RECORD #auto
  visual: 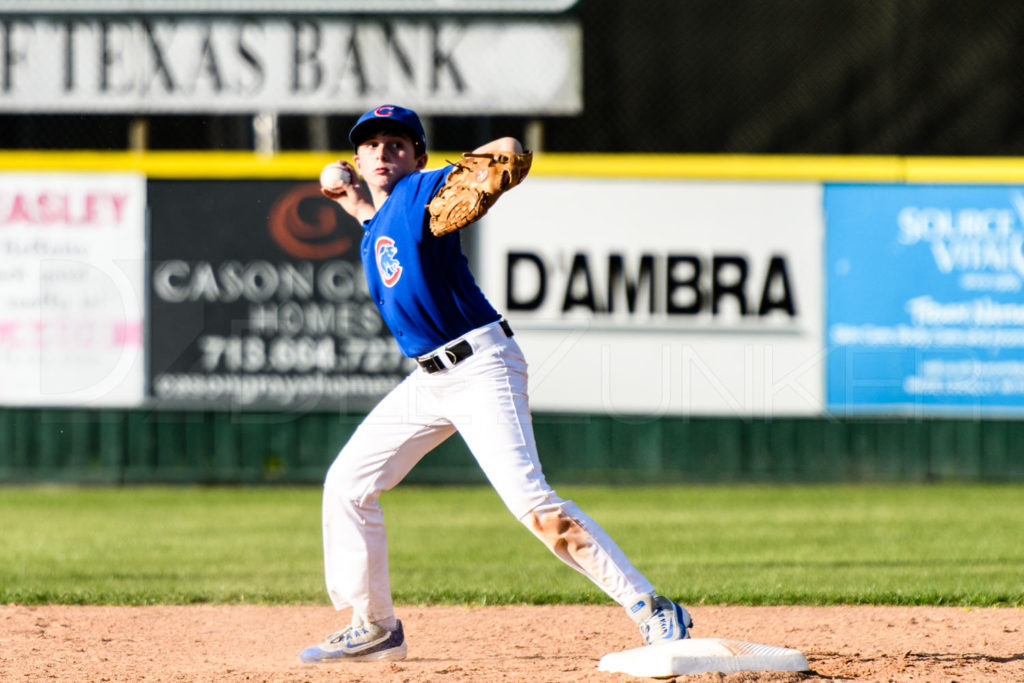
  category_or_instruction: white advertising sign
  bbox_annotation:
[478,178,825,416]
[0,174,146,407]
[0,17,581,115]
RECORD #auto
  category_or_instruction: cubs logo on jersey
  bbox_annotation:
[375,236,403,287]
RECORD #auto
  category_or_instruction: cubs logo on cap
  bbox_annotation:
[349,104,426,151]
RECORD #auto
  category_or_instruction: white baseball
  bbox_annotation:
[320,162,352,192]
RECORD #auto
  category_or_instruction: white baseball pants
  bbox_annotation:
[321,319,655,624]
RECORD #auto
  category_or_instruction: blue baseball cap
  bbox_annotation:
[348,104,426,152]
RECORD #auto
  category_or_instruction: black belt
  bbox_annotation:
[417,320,513,374]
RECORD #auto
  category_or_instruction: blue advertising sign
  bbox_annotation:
[826,184,1024,415]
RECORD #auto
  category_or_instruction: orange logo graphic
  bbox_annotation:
[268,183,354,260]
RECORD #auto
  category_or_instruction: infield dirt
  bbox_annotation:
[1,604,1020,682]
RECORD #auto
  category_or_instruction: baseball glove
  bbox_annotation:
[427,151,533,237]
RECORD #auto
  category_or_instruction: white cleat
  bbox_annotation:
[300,619,407,663]
[628,593,693,645]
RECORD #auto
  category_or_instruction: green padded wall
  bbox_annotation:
[2,408,1022,485]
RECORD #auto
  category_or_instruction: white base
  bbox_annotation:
[598,638,809,678]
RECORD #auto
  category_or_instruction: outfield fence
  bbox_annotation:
[2,408,1023,485]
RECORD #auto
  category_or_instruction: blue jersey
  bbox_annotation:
[360,166,501,357]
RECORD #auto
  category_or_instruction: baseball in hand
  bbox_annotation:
[320,162,352,192]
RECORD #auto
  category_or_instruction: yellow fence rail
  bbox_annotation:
[4,150,1024,182]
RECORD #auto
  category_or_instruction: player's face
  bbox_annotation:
[354,132,427,196]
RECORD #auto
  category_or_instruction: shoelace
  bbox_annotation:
[347,626,370,644]
[328,625,369,645]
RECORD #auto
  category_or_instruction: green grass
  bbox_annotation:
[1,484,1022,607]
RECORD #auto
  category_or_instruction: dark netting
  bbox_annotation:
[2,0,1023,155]
[541,0,1024,155]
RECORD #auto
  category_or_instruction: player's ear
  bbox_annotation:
[415,153,428,170]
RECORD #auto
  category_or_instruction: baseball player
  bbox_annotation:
[300,104,692,663]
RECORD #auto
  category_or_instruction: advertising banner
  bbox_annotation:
[477,178,824,416]
[826,184,1024,415]
[147,180,411,411]
[0,173,146,406]
[0,17,581,115]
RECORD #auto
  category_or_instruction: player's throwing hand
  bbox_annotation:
[319,159,374,223]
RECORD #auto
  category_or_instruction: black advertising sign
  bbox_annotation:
[147,179,412,411]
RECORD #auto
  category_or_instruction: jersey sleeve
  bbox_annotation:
[419,166,453,200]
[408,166,454,241]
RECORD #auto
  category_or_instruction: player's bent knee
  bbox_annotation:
[323,459,377,508]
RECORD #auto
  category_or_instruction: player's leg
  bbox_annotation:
[440,338,692,643]
[439,339,650,602]
[302,371,455,663]
[523,496,692,643]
